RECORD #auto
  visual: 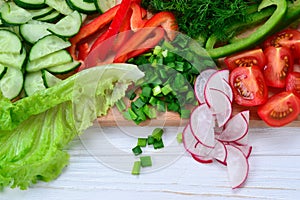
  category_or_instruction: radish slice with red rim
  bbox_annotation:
[217,111,249,142]
[191,153,213,164]
[211,140,227,164]
[182,124,213,156]
[232,144,253,159]
[190,104,215,148]
[205,88,232,116]
[226,144,249,189]
[194,68,217,104]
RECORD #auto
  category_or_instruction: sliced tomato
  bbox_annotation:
[258,91,300,127]
[286,71,300,98]
[263,29,300,60]
[263,46,294,88]
[224,48,266,71]
[229,65,268,106]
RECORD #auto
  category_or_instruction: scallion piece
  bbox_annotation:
[115,99,126,112]
[177,132,183,143]
[147,135,155,145]
[132,145,143,156]
[137,138,147,147]
[180,109,191,119]
[153,139,164,149]
[152,85,161,96]
[161,84,172,95]
[152,128,164,141]
[140,156,152,167]
[131,161,141,175]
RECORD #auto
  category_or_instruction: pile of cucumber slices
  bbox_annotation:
[0,0,115,100]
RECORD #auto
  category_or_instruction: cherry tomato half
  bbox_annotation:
[229,65,268,107]
[263,29,300,60]
[224,48,266,71]
[286,71,300,98]
[258,91,300,127]
[263,46,294,88]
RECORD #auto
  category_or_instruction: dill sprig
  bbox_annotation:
[142,0,262,41]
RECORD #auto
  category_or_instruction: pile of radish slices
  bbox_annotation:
[183,69,252,189]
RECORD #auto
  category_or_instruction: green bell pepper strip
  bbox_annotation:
[206,0,287,59]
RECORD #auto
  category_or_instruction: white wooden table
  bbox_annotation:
[1,125,300,200]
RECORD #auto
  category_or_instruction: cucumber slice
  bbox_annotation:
[47,10,82,38]
[29,34,71,61]
[94,0,116,13]
[14,0,46,9]
[0,64,7,79]
[20,21,53,44]
[66,0,97,14]
[24,71,46,96]
[0,48,27,70]
[45,0,74,15]
[42,69,62,87]
[0,2,32,25]
[35,10,62,23]
[26,50,73,72]
[28,7,54,19]
[0,67,24,100]
[0,29,22,54]
[47,60,81,74]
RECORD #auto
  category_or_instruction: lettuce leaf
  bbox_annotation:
[0,64,144,189]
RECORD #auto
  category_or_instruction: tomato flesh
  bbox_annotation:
[263,46,294,88]
[258,91,300,127]
[286,71,300,98]
[229,65,268,106]
[263,29,300,60]
[224,48,266,71]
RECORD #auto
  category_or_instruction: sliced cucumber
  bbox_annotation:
[14,0,46,10]
[29,34,71,61]
[45,0,74,15]
[0,2,32,25]
[47,60,81,74]
[0,29,22,54]
[94,0,116,13]
[47,10,82,38]
[28,7,54,19]
[0,67,24,100]
[42,69,62,87]
[66,0,97,14]
[26,50,73,72]
[35,10,62,23]
[24,71,46,96]
[0,48,27,70]
[0,64,7,79]
[20,21,53,44]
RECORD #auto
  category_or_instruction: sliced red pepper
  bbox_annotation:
[114,27,165,63]
[77,42,89,61]
[68,4,120,59]
[130,2,147,32]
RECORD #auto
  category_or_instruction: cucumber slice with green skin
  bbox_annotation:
[24,71,46,96]
[14,0,47,10]
[0,2,32,25]
[66,0,97,14]
[0,67,24,100]
[47,10,82,38]
[94,0,116,13]
[0,29,22,54]
[28,7,54,19]
[26,50,73,72]
[45,0,74,15]
[42,69,62,87]
[35,10,62,23]
[20,22,53,44]
[29,34,71,61]
[47,60,81,74]
[0,48,27,70]
[0,64,7,79]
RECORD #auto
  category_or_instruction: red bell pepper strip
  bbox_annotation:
[130,2,147,32]
[68,4,120,59]
[77,42,89,61]
[114,27,165,63]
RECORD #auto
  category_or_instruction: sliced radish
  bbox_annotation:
[204,69,233,102]
[211,140,227,164]
[226,144,249,189]
[217,111,249,142]
[190,104,215,148]
[182,124,213,156]
[191,153,213,164]
[194,68,217,104]
[232,144,252,159]
[205,88,232,115]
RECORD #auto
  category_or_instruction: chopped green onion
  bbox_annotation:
[132,145,143,156]
[156,100,166,112]
[122,110,132,120]
[134,97,146,109]
[137,138,147,147]
[177,132,183,143]
[115,99,126,112]
[153,139,164,149]
[161,84,172,95]
[131,161,141,175]
[140,156,152,167]
[149,96,158,106]
[180,109,191,119]
[147,135,155,145]
[152,85,161,96]
[152,128,164,141]
[128,108,138,121]
[142,86,152,98]
[143,105,157,119]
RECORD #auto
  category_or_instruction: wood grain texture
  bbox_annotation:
[2,126,299,200]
